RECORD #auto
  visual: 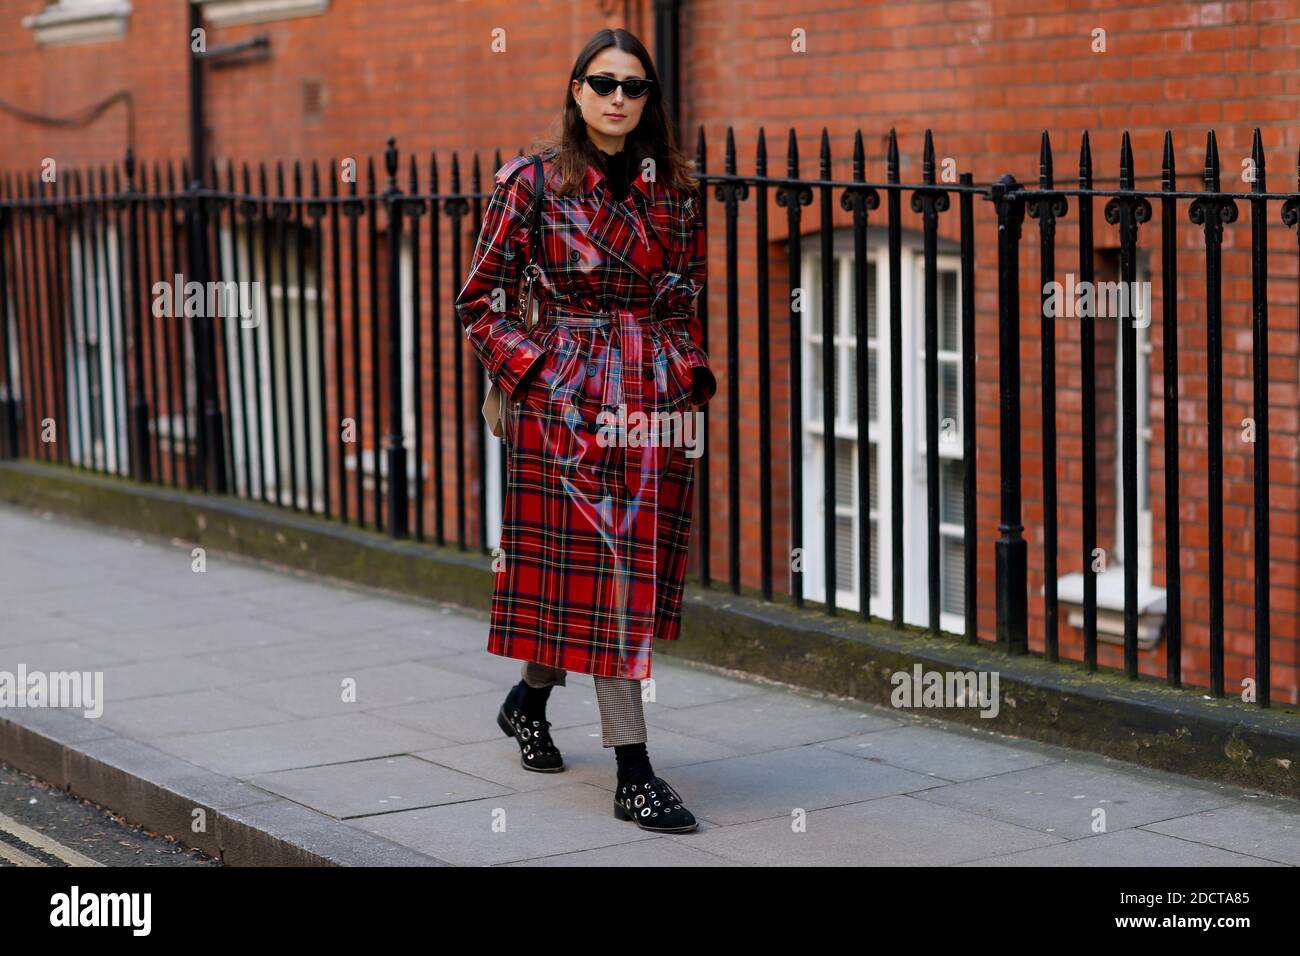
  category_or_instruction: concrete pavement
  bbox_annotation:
[1,502,1297,866]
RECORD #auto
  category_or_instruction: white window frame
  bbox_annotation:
[800,249,873,615]
[1,274,17,407]
[64,219,131,472]
[1114,261,1153,584]
[799,232,966,635]
[395,236,435,528]
[218,221,325,511]
[1056,259,1166,645]
[909,255,966,634]
[348,236,422,522]
[328,239,494,541]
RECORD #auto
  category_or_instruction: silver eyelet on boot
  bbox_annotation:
[498,691,564,773]
[614,775,697,833]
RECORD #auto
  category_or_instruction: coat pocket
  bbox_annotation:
[520,333,582,411]
[656,331,697,410]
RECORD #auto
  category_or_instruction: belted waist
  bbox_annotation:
[538,301,664,328]
[533,300,666,497]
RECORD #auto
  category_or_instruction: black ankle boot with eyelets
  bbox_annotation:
[496,681,564,772]
[614,773,697,832]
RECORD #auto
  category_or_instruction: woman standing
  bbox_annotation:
[455,28,716,834]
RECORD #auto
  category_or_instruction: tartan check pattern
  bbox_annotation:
[455,147,715,681]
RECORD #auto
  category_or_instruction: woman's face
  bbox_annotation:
[571,47,649,153]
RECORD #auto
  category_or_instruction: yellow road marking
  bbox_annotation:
[0,840,43,867]
[0,812,103,867]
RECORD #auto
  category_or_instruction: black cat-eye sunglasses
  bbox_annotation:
[578,74,655,98]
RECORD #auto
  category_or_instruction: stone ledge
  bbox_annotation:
[22,0,131,47]
[193,0,328,28]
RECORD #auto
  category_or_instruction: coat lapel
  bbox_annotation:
[580,158,689,287]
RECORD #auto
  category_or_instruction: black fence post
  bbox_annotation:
[1104,132,1152,681]
[1158,134,1181,688]
[817,129,837,613]
[125,149,152,483]
[989,173,1028,654]
[911,129,951,637]
[727,128,748,598]
[776,129,810,605]
[845,132,879,621]
[958,171,977,644]
[887,130,904,628]
[185,174,227,494]
[383,138,408,539]
[1249,128,1271,709]
[1189,131,1235,698]
[0,202,13,460]
[1027,132,1067,663]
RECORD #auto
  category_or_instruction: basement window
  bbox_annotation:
[1053,253,1166,649]
[800,225,968,634]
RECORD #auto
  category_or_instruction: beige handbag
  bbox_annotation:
[482,154,545,439]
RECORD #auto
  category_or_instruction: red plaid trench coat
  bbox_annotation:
[455,146,716,681]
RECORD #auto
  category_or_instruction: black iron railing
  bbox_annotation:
[0,127,1294,707]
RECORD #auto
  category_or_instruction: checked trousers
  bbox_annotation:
[521,661,647,747]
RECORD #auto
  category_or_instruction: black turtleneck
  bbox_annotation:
[596,147,632,201]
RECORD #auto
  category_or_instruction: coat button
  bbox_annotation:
[569,250,581,263]
[587,364,598,376]
[642,368,653,381]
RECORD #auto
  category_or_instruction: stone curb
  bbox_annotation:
[0,706,448,866]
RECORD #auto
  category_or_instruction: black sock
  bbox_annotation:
[513,679,552,722]
[614,742,653,785]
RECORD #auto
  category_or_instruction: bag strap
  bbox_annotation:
[525,153,544,264]
[512,154,546,329]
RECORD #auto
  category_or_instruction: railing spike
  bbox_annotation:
[1079,129,1092,188]
[1039,130,1052,188]
[1251,127,1265,191]
[1119,130,1133,191]
[1162,130,1174,191]
[1205,129,1221,191]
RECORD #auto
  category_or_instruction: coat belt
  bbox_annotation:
[537,302,661,496]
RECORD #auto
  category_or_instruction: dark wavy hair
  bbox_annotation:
[526,28,699,197]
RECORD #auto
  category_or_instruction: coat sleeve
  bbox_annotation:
[455,155,547,400]
[662,188,717,405]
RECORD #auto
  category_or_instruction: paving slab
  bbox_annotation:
[954,828,1286,867]
[680,794,1066,866]
[2,502,1298,866]
[247,754,513,818]
[909,758,1244,839]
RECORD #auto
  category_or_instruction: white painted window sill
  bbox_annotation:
[1053,568,1166,650]
[23,1,132,47]
[193,0,329,28]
